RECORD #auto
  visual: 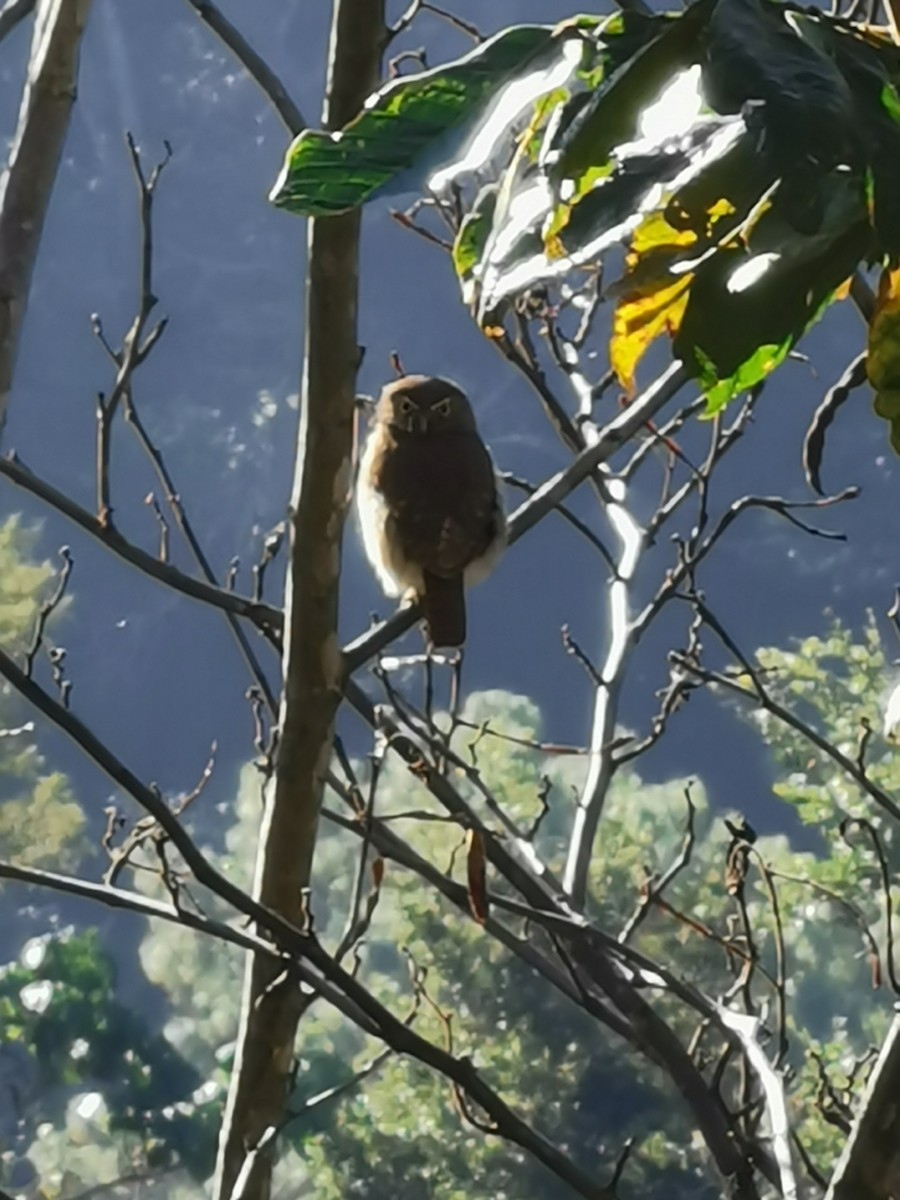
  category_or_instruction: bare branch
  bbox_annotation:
[0,451,283,639]
[672,616,900,827]
[214,2,386,1194]
[499,469,615,570]
[0,0,92,435]
[182,0,306,135]
[389,0,483,43]
[824,1013,900,1200]
[841,818,900,995]
[23,543,71,675]
[619,785,696,943]
[0,0,34,44]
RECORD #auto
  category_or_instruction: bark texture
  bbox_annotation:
[212,4,385,1197]
[826,1013,900,1200]
[0,0,92,435]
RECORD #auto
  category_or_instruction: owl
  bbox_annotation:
[357,375,505,648]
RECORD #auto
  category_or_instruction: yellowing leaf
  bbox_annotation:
[610,212,696,392]
[832,275,853,302]
[867,265,900,392]
[611,275,691,394]
[874,387,900,455]
[629,210,697,261]
[466,829,488,925]
[867,266,900,455]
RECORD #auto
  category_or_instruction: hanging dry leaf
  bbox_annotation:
[466,829,489,925]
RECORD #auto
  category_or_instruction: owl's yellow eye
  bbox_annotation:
[397,396,414,415]
[431,397,452,417]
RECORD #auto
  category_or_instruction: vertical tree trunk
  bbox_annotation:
[0,0,92,436]
[212,4,385,1198]
[825,1013,900,1200]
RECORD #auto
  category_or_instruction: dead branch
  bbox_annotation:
[182,0,306,136]
[213,3,386,1196]
[0,451,283,639]
[0,0,92,435]
[0,0,34,43]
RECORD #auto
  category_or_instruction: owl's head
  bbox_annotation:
[377,375,476,435]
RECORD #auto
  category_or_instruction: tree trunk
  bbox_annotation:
[825,1012,900,1200]
[212,3,385,1198]
[0,0,92,436]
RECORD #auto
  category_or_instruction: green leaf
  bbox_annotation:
[868,266,900,453]
[882,81,900,124]
[808,21,900,257]
[548,112,745,258]
[551,3,714,185]
[701,0,859,235]
[675,178,870,411]
[452,184,497,291]
[270,25,559,216]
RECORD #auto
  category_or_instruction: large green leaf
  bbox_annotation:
[674,176,871,411]
[802,19,900,257]
[549,113,746,256]
[270,25,565,216]
[701,0,859,235]
[550,1,715,185]
[474,111,748,315]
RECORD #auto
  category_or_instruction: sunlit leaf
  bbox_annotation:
[452,185,497,308]
[551,2,714,185]
[477,112,745,315]
[868,265,900,391]
[610,212,697,392]
[548,113,744,257]
[270,25,566,216]
[675,174,870,411]
[611,276,691,395]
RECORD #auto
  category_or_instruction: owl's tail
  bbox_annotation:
[421,571,466,648]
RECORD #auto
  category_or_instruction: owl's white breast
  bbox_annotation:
[356,427,424,598]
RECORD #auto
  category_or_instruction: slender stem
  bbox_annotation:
[0,452,282,639]
[182,0,306,136]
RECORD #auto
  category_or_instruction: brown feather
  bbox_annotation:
[357,376,504,646]
[375,430,496,577]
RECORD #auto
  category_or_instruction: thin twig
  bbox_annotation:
[23,544,72,675]
[619,785,696,943]
[841,818,900,995]
[124,390,280,714]
[93,136,171,527]
[182,0,306,135]
[0,452,282,639]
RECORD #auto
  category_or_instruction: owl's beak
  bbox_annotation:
[414,413,429,434]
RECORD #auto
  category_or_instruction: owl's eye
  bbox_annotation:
[397,396,415,415]
[431,397,452,418]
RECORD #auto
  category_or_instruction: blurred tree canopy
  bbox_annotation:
[4,0,900,1197]
[7,625,890,1198]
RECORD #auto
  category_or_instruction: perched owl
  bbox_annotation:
[357,375,505,648]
